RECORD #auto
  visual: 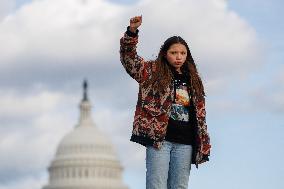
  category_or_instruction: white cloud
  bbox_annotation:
[0,90,62,118]
[0,0,126,67]
[0,0,260,80]
[0,92,75,183]
[0,0,15,20]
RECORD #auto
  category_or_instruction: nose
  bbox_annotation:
[176,53,182,60]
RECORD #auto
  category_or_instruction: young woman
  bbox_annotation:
[120,15,211,189]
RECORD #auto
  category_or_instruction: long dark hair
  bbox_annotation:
[144,36,205,99]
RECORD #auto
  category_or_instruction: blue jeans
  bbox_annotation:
[146,141,192,189]
[146,141,193,189]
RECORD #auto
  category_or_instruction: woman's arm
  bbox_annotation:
[196,98,211,163]
[120,16,152,83]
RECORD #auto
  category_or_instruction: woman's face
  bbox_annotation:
[165,43,187,73]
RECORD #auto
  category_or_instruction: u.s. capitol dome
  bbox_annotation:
[43,81,128,189]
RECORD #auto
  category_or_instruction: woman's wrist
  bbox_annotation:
[126,26,139,37]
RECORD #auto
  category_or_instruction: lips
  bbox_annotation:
[175,61,183,65]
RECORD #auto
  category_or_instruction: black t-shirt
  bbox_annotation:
[165,71,195,145]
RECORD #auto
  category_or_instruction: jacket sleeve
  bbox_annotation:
[196,97,211,163]
[120,29,153,83]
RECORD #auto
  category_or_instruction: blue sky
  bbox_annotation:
[0,0,283,189]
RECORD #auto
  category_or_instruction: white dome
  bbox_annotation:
[43,82,128,189]
[56,125,118,161]
[58,126,107,147]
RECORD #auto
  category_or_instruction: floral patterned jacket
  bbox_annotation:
[120,31,211,167]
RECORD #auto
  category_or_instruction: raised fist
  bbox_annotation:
[129,15,142,33]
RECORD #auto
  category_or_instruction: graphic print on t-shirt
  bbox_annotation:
[169,81,190,122]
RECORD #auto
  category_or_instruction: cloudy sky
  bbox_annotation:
[0,0,283,189]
